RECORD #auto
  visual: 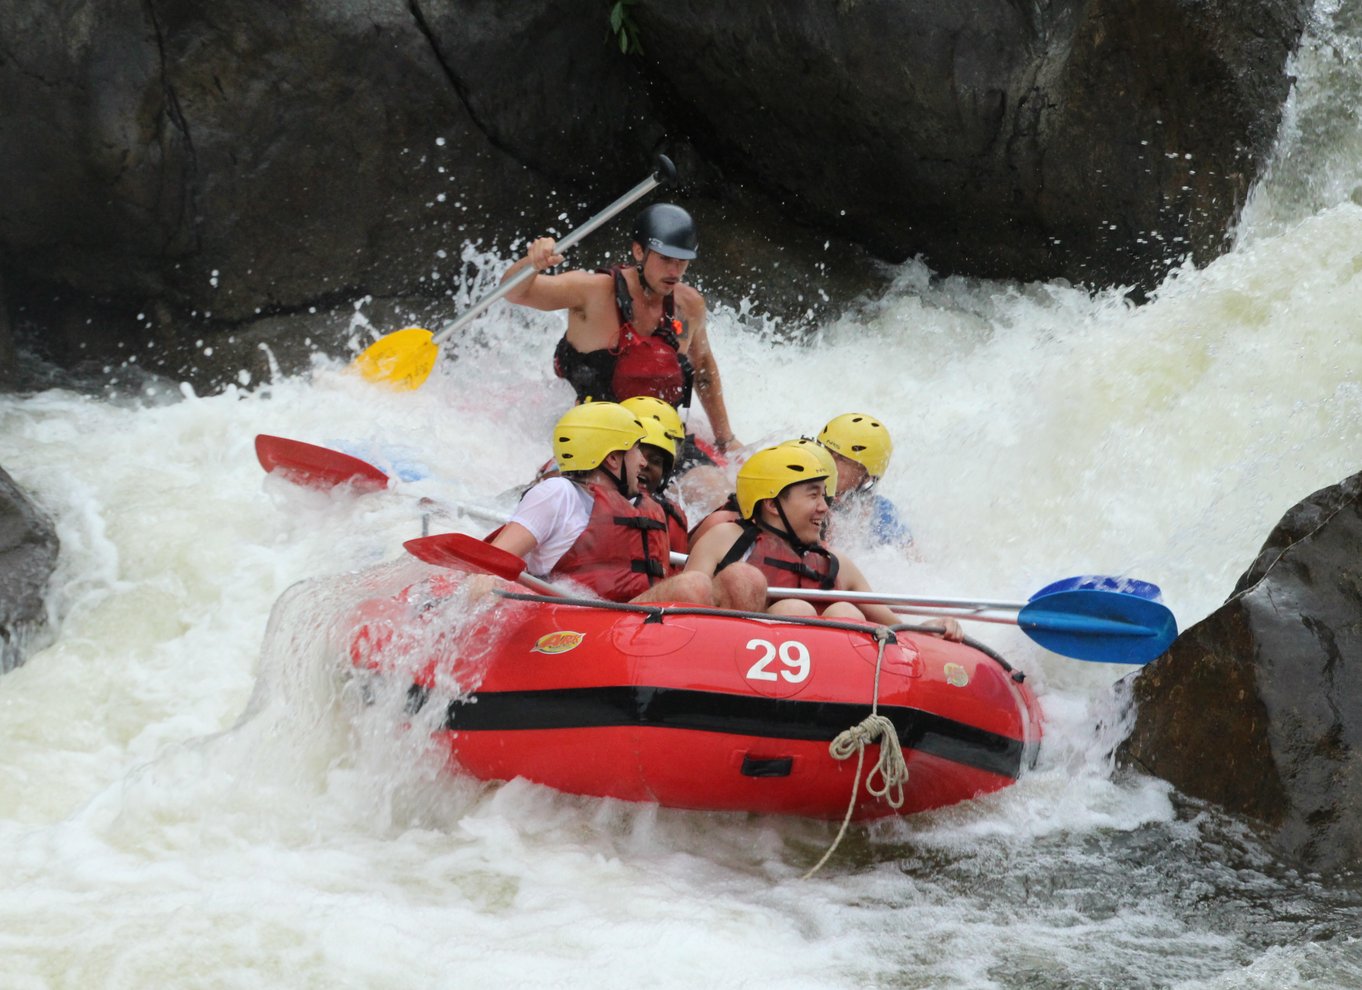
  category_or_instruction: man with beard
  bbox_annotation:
[501,203,740,474]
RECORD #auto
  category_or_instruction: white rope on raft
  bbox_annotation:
[801,625,909,880]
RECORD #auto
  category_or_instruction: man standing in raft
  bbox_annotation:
[500,203,741,466]
[490,402,763,609]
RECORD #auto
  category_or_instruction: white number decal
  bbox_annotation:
[745,638,812,683]
[745,638,778,680]
[778,640,810,683]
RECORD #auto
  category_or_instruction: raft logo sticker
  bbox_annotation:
[532,631,585,655]
[943,662,970,688]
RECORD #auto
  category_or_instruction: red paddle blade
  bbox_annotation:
[255,435,390,493]
[403,533,527,581]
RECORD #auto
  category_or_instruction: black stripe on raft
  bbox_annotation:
[443,687,1025,780]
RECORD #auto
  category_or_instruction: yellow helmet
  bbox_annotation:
[818,413,892,479]
[552,402,647,472]
[620,395,685,444]
[636,415,678,464]
[779,439,838,498]
[736,445,833,520]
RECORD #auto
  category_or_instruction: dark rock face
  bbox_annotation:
[0,0,1306,378]
[1121,472,1362,871]
[637,0,1305,288]
[1,0,560,345]
[0,466,59,672]
[0,271,13,387]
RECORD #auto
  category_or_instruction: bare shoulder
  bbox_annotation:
[673,283,707,320]
[684,520,743,572]
[561,270,626,342]
[520,266,615,316]
[564,268,617,298]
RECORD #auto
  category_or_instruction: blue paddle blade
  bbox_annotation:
[1018,589,1178,664]
[1030,575,1163,602]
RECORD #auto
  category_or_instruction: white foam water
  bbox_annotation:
[4,5,1362,986]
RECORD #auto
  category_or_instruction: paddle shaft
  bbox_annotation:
[763,587,1031,612]
[432,155,676,347]
[764,585,1171,645]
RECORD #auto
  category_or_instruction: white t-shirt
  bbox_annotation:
[506,477,594,576]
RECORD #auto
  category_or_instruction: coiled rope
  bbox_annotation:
[802,625,908,879]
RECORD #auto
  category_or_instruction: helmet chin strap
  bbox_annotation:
[607,455,632,498]
[758,498,820,555]
[636,250,657,296]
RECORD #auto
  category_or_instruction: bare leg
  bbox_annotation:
[713,562,766,612]
[821,602,868,621]
[768,599,818,617]
[768,599,868,621]
[632,570,716,606]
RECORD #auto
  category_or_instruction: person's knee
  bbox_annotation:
[715,564,766,611]
[635,570,714,607]
[822,602,867,621]
[769,598,818,617]
[677,571,717,606]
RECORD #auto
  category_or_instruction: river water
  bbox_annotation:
[4,7,1362,989]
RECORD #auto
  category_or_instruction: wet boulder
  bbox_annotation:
[1120,471,1362,871]
[635,0,1307,290]
[0,466,59,672]
[0,0,561,350]
[0,0,1308,377]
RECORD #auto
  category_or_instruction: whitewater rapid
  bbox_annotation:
[3,5,1362,987]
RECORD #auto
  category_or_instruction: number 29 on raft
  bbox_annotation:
[745,637,812,684]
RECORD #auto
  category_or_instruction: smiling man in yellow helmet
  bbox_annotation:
[684,444,959,635]
[687,437,833,545]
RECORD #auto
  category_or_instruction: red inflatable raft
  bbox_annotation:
[350,575,1043,820]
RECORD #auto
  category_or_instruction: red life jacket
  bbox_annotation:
[656,493,690,555]
[716,522,840,603]
[552,266,694,405]
[552,482,671,602]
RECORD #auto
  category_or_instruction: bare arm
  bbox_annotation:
[500,237,599,313]
[688,506,739,545]
[678,290,738,451]
[683,522,743,577]
[489,521,540,559]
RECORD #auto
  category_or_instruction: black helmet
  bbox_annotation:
[632,204,698,260]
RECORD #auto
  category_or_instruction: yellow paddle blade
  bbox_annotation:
[352,326,439,390]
